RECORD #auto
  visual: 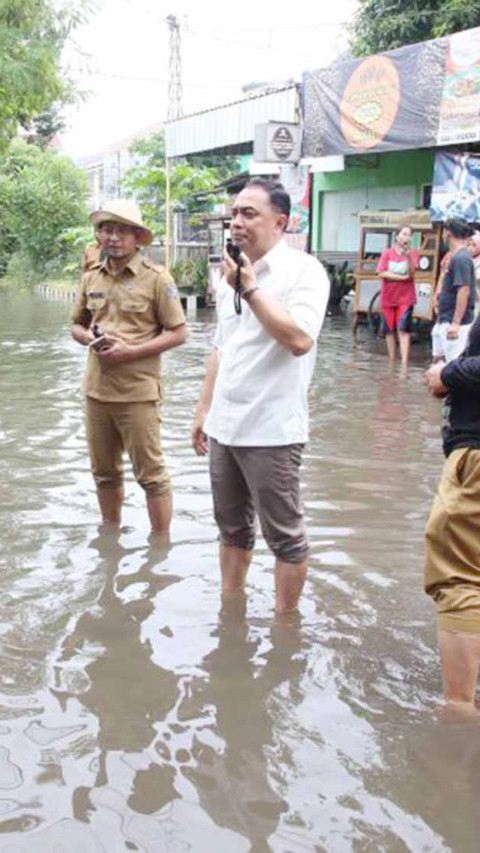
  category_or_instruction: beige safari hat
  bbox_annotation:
[90,199,153,246]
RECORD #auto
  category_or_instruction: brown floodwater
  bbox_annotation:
[0,289,477,852]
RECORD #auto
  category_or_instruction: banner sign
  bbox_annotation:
[437,29,480,145]
[279,164,310,251]
[430,151,480,221]
[303,27,480,156]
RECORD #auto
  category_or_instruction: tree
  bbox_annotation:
[122,131,240,239]
[0,0,89,152]
[350,0,480,56]
[22,103,69,148]
[0,141,88,280]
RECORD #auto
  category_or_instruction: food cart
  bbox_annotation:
[352,210,442,334]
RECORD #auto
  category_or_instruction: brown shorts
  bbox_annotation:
[425,447,480,633]
[209,438,308,563]
[86,397,171,497]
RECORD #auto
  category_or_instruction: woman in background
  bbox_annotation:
[376,225,418,370]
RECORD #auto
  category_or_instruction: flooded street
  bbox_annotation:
[0,289,478,852]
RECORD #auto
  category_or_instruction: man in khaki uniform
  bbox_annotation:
[72,199,186,533]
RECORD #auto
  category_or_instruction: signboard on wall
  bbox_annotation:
[303,27,480,156]
[254,122,301,163]
[430,151,480,221]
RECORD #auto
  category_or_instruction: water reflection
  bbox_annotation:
[179,597,304,850]
[1,293,480,849]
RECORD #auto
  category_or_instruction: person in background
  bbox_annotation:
[82,228,105,272]
[424,311,480,717]
[376,225,418,370]
[467,227,480,315]
[431,218,476,363]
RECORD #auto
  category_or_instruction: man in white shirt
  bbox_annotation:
[191,179,330,614]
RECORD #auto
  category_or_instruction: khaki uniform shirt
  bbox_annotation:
[72,251,185,402]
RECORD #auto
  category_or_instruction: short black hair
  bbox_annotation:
[246,178,291,219]
[444,217,474,239]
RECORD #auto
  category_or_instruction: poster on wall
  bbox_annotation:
[279,164,310,251]
[430,151,480,221]
[437,29,480,145]
[303,27,480,157]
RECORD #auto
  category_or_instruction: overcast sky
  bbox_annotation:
[61,0,357,159]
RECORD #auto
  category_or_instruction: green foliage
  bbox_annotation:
[0,141,89,281]
[24,102,69,148]
[170,257,209,295]
[0,0,90,151]
[0,172,15,275]
[350,0,480,55]
[326,262,354,312]
[122,130,239,239]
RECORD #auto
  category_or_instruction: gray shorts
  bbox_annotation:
[209,438,308,563]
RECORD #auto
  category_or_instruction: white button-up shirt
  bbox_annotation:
[204,239,330,446]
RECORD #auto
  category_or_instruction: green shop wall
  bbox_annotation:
[311,150,434,253]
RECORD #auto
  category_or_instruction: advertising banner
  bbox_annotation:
[279,164,310,251]
[437,29,480,145]
[303,27,480,157]
[430,151,480,221]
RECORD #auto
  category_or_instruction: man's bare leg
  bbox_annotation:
[146,491,172,533]
[275,559,307,614]
[386,332,396,362]
[439,629,480,713]
[97,485,124,525]
[220,544,252,590]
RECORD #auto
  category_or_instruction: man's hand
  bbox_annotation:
[191,411,208,456]
[222,248,256,292]
[96,335,134,364]
[425,361,449,397]
[447,322,460,340]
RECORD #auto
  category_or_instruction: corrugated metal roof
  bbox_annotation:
[165,86,299,158]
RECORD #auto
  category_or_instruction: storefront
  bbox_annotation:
[302,26,480,264]
[310,150,434,260]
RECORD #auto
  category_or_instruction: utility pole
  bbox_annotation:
[165,14,183,269]
[166,14,183,121]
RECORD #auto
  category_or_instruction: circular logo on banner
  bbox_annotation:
[340,56,401,150]
[270,126,295,161]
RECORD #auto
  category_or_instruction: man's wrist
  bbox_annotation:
[240,285,260,303]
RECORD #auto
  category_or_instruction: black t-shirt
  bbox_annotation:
[441,313,480,455]
[437,247,476,324]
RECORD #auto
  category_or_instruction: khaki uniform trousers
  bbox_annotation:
[425,447,480,633]
[86,397,171,497]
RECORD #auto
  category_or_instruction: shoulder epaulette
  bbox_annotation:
[141,257,167,274]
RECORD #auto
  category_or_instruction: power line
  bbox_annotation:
[88,70,240,91]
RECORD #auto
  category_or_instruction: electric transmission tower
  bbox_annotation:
[166,14,183,121]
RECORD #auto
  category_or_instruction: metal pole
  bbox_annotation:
[165,155,171,270]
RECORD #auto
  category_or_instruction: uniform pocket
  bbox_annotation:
[119,299,150,314]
